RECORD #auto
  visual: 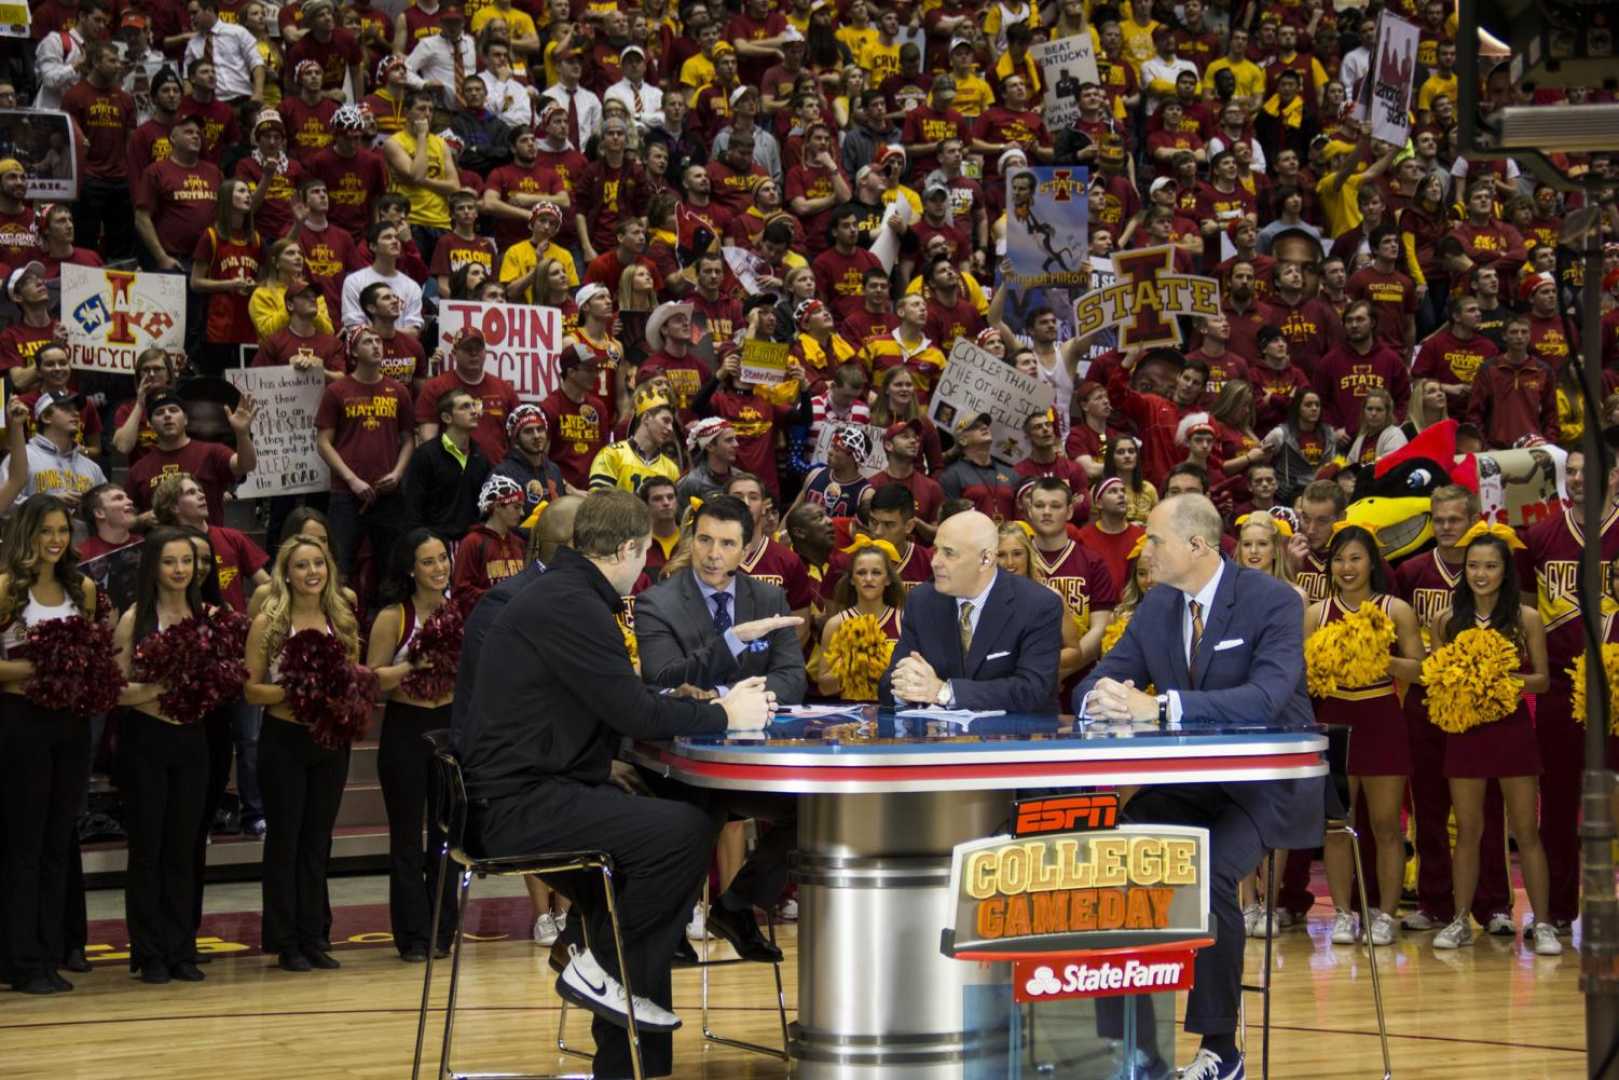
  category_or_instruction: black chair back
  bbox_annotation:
[424,729,471,864]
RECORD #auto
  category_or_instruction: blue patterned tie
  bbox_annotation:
[712,592,732,634]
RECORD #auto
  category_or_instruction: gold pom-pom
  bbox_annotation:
[1570,644,1619,734]
[824,613,895,702]
[617,616,639,670]
[1421,627,1523,734]
[1306,602,1396,697]
[1100,612,1130,656]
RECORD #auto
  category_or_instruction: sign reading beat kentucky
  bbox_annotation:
[942,793,1209,965]
[1071,245,1222,350]
[437,301,565,404]
[62,265,186,376]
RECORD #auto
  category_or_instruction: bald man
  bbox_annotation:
[879,509,1064,712]
[1073,494,1323,1080]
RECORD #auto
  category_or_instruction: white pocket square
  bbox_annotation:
[986,650,1011,660]
[1213,638,1245,651]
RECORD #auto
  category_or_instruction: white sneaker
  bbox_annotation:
[1246,906,1278,939]
[532,912,561,946]
[1242,902,1261,936]
[1330,910,1359,945]
[1433,916,1474,950]
[776,897,798,921]
[555,946,682,1033]
[685,902,706,941]
[1400,910,1439,931]
[1486,912,1517,936]
[1369,910,1397,946]
[1177,1046,1244,1079]
[1533,922,1565,956]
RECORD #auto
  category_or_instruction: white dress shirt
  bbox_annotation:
[541,82,603,145]
[478,70,535,129]
[604,78,665,133]
[183,22,265,101]
[405,32,479,110]
[1167,558,1226,724]
[937,571,998,706]
[33,29,86,110]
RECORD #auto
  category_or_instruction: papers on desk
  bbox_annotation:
[895,708,1007,724]
[774,705,871,723]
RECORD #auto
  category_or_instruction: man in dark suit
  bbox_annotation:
[635,494,807,703]
[880,509,1064,712]
[1074,493,1323,1080]
[632,493,805,962]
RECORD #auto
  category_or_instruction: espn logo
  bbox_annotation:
[1013,794,1120,836]
[1015,955,1195,1002]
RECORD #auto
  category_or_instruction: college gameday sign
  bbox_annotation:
[941,793,1210,964]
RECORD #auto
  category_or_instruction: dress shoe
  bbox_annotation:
[302,947,341,970]
[277,950,313,973]
[705,902,782,963]
[192,952,213,965]
[673,937,699,966]
[139,964,170,985]
[13,975,56,994]
[47,972,73,992]
[62,949,91,973]
[170,961,206,982]
[433,944,451,960]
[549,937,570,975]
[401,945,429,963]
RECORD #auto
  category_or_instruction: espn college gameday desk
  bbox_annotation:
[634,711,1328,1079]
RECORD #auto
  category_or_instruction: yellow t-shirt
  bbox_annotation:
[905,271,989,314]
[1417,72,1458,113]
[386,130,453,230]
[992,51,1042,96]
[1315,167,1371,239]
[1204,56,1266,102]
[470,4,536,39]
[858,37,901,83]
[952,72,995,119]
[881,184,924,220]
[836,25,879,61]
[679,51,716,89]
[1118,17,1159,74]
[499,240,541,302]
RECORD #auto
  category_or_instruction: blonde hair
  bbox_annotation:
[1237,514,1294,582]
[617,262,658,312]
[1406,377,1447,433]
[996,523,1044,583]
[261,534,360,662]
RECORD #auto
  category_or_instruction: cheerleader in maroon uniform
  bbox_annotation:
[1426,529,1560,955]
[815,541,904,700]
[1305,525,1425,948]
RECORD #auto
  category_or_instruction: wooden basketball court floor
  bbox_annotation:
[0,875,1587,1079]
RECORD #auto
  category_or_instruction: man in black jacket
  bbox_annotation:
[404,387,491,543]
[463,490,772,1079]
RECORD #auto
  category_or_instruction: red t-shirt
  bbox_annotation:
[0,207,37,268]
[428,233,498,281]
[485,160,567,248]
[315,374,413,489]
[451,523,527,595]
[256,327,346,372]
[414,369,520,462]
[278,95,339,162]
[288,220,362,314]
[192,227,263,346]
[233,156,305,241]
[1076,522,1145,598]
[0,319,63,372]
[285,29,362,94]
[127,440,238,525]
[540,388,612,488]
[62,82,137,181]
[126,120,174,190]
[375,330,428,385]
[208,524,269,613]
[111,401,160,468]
[306,146,389,240]
[178,96,240,164]
[135,158,223,259]
[813,247,884,318]
[1347,265,1418,351]
[77,534,140,562]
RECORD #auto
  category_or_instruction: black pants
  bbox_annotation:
[1098,783,1266,1044]
[472,778,717,1079]
[258,715,349,954]
[190,706,236,936]
[72,178,134,261]
[378,700,456,955]
[121,710,209,971]
[327,490,412,583]
[0,698,91,984]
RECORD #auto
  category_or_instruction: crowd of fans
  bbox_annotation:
[0,0,1612,1008]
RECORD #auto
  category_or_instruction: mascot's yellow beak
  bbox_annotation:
[1345,496,1433,561]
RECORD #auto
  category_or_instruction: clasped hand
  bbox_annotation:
[890,654,944,704]
[1085,678,1158,723]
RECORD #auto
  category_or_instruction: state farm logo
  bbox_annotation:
[1014,951,1197,1002]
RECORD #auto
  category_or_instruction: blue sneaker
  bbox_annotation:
[1178,1048,1244,1079]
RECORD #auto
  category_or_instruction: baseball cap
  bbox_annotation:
[575,282,610,308]
[621,44,646,60]
[5,260,42,300]
[452,328,486,352]
[932,74,956,95]
[949,36,973,52]
[558,341,598,374]
[33,390,84,420]
[145,390,186,416]
[1149,176,1178,196]
[883,418,923,440]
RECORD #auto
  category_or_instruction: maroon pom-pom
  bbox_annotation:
[132,615,251,724]
[20,615,124,718]
[400,592,475,700]
[278,628,378,748]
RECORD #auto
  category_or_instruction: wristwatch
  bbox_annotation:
[1156,693,1169,724]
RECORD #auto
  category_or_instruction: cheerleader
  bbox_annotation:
[815,541,904,700]
[1427,528,1560,955]
[995,522,1085,682]
[0,495,102,995]
[1305,524,1425,948]
[365,528,456,962]
[113,529,217,984]
[244,534,362,973]
[1235,512,1308,936]
[1100,534,1152,649]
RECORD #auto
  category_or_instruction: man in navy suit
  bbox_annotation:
[1073,493,1323,1080]
[881,509,1064,712]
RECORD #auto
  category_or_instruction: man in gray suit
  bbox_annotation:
[632,493,804,961]
[635,494,807,703]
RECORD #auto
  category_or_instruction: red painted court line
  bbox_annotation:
[659,750,1324,783]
